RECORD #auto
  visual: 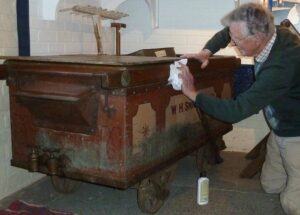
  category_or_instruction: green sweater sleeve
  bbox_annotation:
[203,27,231,54]
[194,57,294,123]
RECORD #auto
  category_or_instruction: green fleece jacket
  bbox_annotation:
[195,26,300,137]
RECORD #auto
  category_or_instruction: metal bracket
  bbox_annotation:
[103,91,116,118]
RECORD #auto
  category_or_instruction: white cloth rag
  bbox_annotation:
[168,58,188,90]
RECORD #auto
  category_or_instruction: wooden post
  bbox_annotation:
[0,65,7,80]
[111,23,126,56]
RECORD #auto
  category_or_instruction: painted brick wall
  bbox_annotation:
[0,0,45,201]
[29,0,113,55]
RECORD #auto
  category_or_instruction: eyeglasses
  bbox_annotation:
[229,31,251,46]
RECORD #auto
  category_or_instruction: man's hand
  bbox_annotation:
[178,63,198,102]
[180,49,211,69]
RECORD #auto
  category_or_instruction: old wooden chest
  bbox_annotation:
[3,54,240,213]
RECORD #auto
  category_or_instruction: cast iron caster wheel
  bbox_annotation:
[137,165,177,214]
[51,176,81,193]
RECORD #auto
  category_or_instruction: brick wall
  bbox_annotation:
[0,0,44,201]
[29,0,113,55]
[121,28,238,56]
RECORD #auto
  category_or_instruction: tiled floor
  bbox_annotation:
[0,152,285,215]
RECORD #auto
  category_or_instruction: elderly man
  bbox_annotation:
[179,3,300,215]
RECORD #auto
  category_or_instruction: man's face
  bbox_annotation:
[229,22,260,56]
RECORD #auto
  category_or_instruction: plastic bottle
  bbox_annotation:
[197,177,209,205]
